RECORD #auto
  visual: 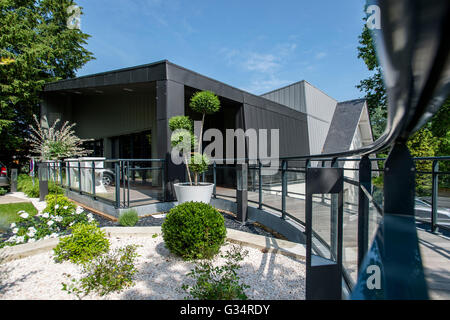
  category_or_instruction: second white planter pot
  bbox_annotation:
[174,182,214,204]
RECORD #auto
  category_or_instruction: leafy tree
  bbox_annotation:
[0,0,94,169]
[357,10,449,194]
[356,25,387,140]
[430,99,450,188]
[407,127,440,195]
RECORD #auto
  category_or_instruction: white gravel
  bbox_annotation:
[0,235,306,300]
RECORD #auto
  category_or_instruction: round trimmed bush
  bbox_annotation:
[162,202,226,260]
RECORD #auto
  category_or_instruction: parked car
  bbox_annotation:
[0,161,9,188]
[100,168,115,186]
[415,198,450,225]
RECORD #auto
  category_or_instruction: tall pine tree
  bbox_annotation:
[0,0,94,168]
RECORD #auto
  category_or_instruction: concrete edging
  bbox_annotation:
[0,226,306,262]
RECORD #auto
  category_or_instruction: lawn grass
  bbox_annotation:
[0,202,38,231]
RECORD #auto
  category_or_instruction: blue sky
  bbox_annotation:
[76,0,371,102]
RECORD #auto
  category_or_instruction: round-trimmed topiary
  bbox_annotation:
[162,201,226,260]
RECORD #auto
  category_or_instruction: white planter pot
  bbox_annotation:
[174,182,214,204]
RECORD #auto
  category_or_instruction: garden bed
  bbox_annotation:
[0,234,306,300]
[93,209,285,240]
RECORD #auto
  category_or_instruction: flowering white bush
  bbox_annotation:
[0,195,95,248]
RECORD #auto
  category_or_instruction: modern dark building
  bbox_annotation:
[40,60,372,197]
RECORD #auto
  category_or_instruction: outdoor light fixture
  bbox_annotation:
[236,163,248,224]
[38,163,49,201]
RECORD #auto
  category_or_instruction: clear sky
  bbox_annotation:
[75,0,371,102]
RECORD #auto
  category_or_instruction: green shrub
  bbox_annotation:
[169,115,192,132]
[118,210,139,226]
[62,244,140,299]
[0,188,7,196]
[44,194,77,215]
[182,245,250,300]
[17,174,63,198]
[162,202,226,260]
[53,222,110,264]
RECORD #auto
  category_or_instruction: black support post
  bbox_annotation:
[236,163,248,224]
[115,162,120,208]
[78,161,82,194]
[91,161,96,198]
[281,160,287,220]
[213,162,217,199]
[431,160,439,233]
[258,160,262,210]
[358,156,371,272]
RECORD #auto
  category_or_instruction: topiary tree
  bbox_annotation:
[169,115,197,185]
[189,91,221,154]
[189,153,210,185]
[162,201,226,260]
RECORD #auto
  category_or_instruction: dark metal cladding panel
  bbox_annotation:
[243,103,310,158]
[43,60,167,92]
[116,71,131,85]
[131,67,148,83]
[166,62,244,103]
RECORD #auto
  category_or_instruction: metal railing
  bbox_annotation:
[44,158,166,208]
[204,155,450,292]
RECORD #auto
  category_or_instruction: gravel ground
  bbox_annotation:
[0,235,305,300]
[94,210,281,239]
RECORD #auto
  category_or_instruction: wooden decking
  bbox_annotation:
[215,186,450,299]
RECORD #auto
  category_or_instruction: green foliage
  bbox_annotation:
[62,244,140,299]
[182,245,250,300]
[118,209,139,227]
[356,24,387,141]
[189,91,221,115]
[162,202,226,260]
[169,116,193,132]
[0,188,7,196]
[1,195,94,248]
[189,153,210,175]
[17,174,63,198]
[53,222,110,264]
[0,0,94,168]
[407,128,440,196]
[170,129,197,151]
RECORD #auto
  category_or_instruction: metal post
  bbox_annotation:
[115,162,120,208]
[78,161,82,194]
[38,163,49,201]
[59,162,63,186]
[358,156,371,272]
[258,160,262,210]
[67,161,71,190]
[281,160,287,220]
[431,160,439,233]
[127,161,130,208]
[91,161,96,198]
[236,163,248,224]
[213,161,217,198]
[122,161,126,207]
[10,169,18,192]
[162,161,166,202]
[330,158,339,261]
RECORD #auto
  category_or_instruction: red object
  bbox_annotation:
[0,167,6,176]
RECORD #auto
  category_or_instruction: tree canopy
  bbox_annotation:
[357,11,449,191]
[0,0,94,168]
